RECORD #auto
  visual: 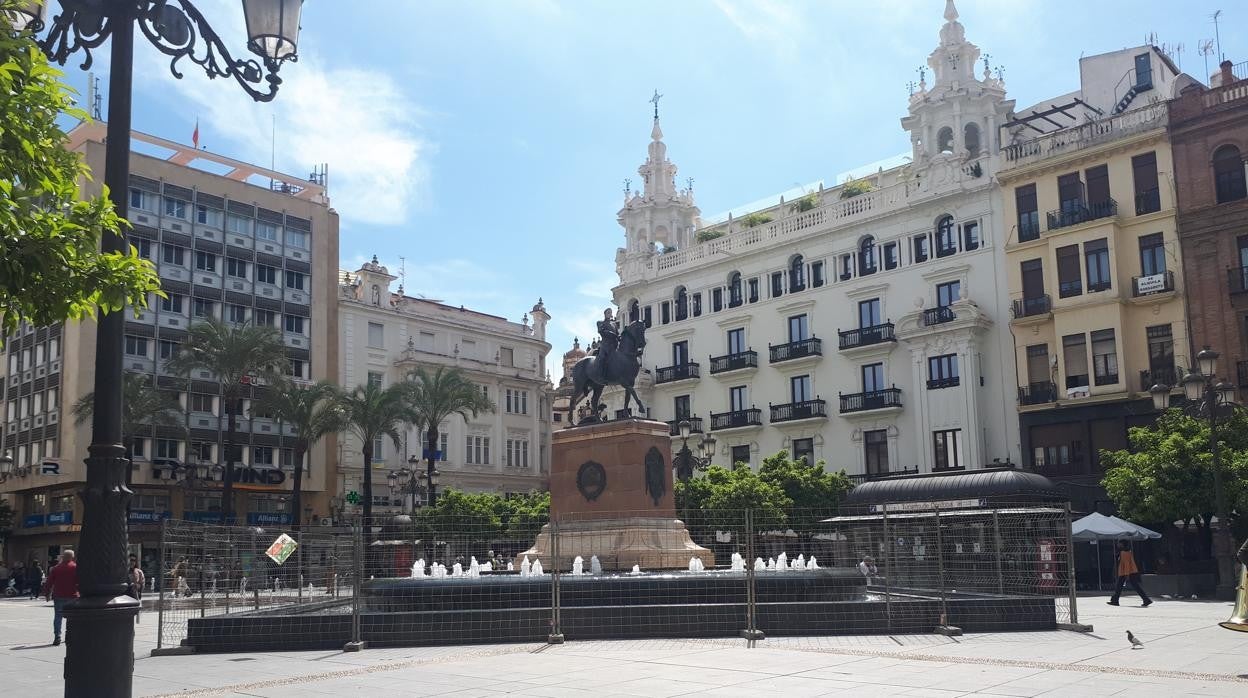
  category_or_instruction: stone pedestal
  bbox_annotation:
[517,419,713,570]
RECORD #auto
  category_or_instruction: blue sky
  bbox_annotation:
[59,0,1247,382]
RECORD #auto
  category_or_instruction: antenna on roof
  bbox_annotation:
[398,256,406,290]
[87,72,102,121]
[1211,10,1224,62]
[1199,39,1216,84]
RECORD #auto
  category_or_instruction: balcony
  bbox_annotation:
[1034,459,1086,478]
[838,323,896,351]
[1046,198,1117,231]
[1132,270,1174,297]
[709,408,763,431]
[1018,382,1057,405]
[709,350,758,375]
[1140,366,1178,392]
[932,464,967,474]
[1227,267,1248,294]
[770,399,828,424]
[926,377,961,390]
[666,417,704,436]
[1135,189,1161,215]
[923,306,956,326]
[1011,295,1051,321]
[1001,103,1167,170]
[1018,215,1041,243]
[655,362,700,384]
[839,388,902,414]
[769,338,822,364]
[846,466,919,485]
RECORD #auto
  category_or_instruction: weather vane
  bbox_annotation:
[650,89,663,119]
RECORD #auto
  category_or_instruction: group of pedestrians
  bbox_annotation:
[0,559,45,598]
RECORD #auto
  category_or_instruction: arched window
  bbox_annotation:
[937,127,955,155]
[628,299,640,323]
[963,123,981,158]
[935,215,956,257]
[858,236,877,276]
[1214,144,1247,203]
[674,286,689,321]
[728,272,743,307]
[789,255,806,291]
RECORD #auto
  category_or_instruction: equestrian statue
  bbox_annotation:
[567,308,647,424]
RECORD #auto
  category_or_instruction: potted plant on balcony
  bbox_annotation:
[695,229,726,243]
[839,178,873,199]
[740,212,773,228]
[788,193,818,213]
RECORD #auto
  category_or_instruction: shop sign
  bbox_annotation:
[47,511,73,525]
[230,467,286,486]
[1135,273,1167,294]
[23,514,45,528]
[184,511,223,524]
[265,533,298,565]
[129,510,172,524]
[870,498,986,513]
[247,512,292,526]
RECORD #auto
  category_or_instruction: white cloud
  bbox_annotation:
[132,1,428,227]
[712,0,807,60]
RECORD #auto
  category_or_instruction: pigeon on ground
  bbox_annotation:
[1127,630,1144,649]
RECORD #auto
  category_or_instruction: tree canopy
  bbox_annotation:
[0,10,160,342]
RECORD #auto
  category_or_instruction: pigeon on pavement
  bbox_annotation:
[1127,630,1144,649]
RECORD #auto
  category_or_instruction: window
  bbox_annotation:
[692,292,702,317]
[371,436,384,461]
[1026,344,1050,385]
[937,281,960,307]
[1084,239,1111,292]
[256,265,277,285]
[1214,145,1246,204]
[912,233,930,263]
[727,328,746,355]
[863,429,889,473]
[788,314,809,342]
[1016,184,1039,240]
[712,287,724,312]
[466,435,491,465]
[1138,233,1165,277]
[789,255,806,291]
[927,354,959,389]
[440,433,449,462]
[1063,334,1089,390]
[1132,152,1160,214]
[961,220,980,251]
[281,448,297,470]
[192,298,214,318]
[1085,164,1110,207]
[159,340,179,360]
[135,238,153,259]
[128,188,156,212]
[840,254,852,280]
[933,429,961,470]
[862,363,884,392]
[937,126,954,154]
[729,385,748,412]
[196,205,222,227]
[964,123,981,157]
[155,439,179,460]
[505,389,529,414]
[194,251,216,272]
[1091,329,1118,386]
[255,221,279,241]
[747,278,759,303]
[660,301,671,325]
[674,287,688,321]
[672,340,689,366]
[288,358,306,379]
[674,395,691,420]
[226,304,247,324]
[252,447,274,466]
[367,322,384,348]
[226,214,252,235]
[1147,324,1174,380]
[367,371,383,389]
[124,335,149,357]
[859,237,877,275]
[792,438,814,464]
[506,438,530,468]
[161,294,184,313]
[500,346,515,367]
[162,244,185,265]
[164,197,187,219]
[285,271,305,290]
[770,271,784,297]
[790,374,812,402]
[727,272,743,307]
[286,229,309,250]
[731,444,751,468]
[254,309,275,327]
[1056,244,1082,298]
[1058,172,1085,215]
[883,242,899,270]
[284,314,304,333]
[226,258,248,278]
[130,439,146,459]
[858,298,881,328]
[189,393,214,413]
[811,260,825,288]
[935,215,956,257]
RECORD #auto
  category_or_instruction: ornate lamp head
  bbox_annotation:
[243,0,302,62]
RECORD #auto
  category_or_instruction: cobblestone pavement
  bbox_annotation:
[3,595,1247,696]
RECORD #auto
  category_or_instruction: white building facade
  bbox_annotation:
[337,258,552,509]
[609,3,1022,479]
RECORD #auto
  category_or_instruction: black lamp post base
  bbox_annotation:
[63,594,141,697]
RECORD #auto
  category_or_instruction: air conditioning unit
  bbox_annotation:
[198,370,211,379]
[232,282,244,290]
[130,361,144,370]
[292,251,304,259]
[262,244,275,253]
[196,418,210,427]
[135,214,150,224]
[319,517,333,527]
[48,412,58,424]
[168,319,180,326]
[170,223,182,231]
[201,276,213,284]
[260,424,271,432]
[262,288,273,296]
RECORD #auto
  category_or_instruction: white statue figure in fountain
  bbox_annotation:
[520,555,531,577]
[590,555,603,575]
[687,557,705,572]
[808,556,820,570]
[451,562,464,577]
[411,559,426,578]
[776,552,788,571]
[629,564,642,575]
[767,558,776,571]
[482,560,493,572]
[531,559,544,576]
[239,577,248,595]
[469,557,480,577]
[754,558,765,572]
[793,554,805,570]
[572,556,584,576]
[730,553,745,572]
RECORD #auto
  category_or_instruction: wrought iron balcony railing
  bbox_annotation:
[838,323,895,350]
[839,388,902,413]
[709,350,758,374]
[769,399,828,423]
[1012,295,1051,318]
[709,408,763,430]
[666,417,703,436]
[923,306,955,326]
[769,338,822,363]
[846,465,919,484]
[655,362,700,384]
[1018,382,1057,405]
[1046,198,1118,230]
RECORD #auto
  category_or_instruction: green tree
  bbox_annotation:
[252,380,342,531]
[405,366,494,506]
[758,450,853,532]
[0,497,13,550]
[166,319,286,521]
[337,381,415,526]
[676,463,791,534]
[1102,410,1248,544]
[0,7,160,342]
[71,372,184,470]
[498,491,550,540]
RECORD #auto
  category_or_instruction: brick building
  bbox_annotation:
[1169,60,1248,377]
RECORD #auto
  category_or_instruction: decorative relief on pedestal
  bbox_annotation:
[576,461,606,501]
[644,446,666,506]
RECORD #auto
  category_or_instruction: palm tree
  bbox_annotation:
[166,319,286,522]
[252,380,342,531]
[72,372,184,482]
[406,366,494,506]
[337,381,416,526]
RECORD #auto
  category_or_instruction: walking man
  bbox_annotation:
[1107,540,1151,607]
[41,549,79,645]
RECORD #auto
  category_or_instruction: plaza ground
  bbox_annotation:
[2,594,1247,696]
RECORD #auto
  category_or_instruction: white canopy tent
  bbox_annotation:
[1071,512,1161,589]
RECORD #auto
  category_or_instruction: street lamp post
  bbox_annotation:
[8,2,302,694]
[1150,346,1242,601]
[673,420,716,523]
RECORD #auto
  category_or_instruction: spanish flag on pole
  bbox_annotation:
[192,119,199,150]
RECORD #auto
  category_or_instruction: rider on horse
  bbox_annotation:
[591,308,619,384]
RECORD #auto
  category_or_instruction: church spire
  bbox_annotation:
[640,91,675,199]
[944,0,958,22]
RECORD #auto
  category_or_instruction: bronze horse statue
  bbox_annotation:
[567,320,647,424]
